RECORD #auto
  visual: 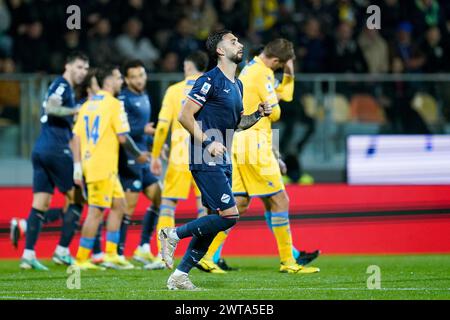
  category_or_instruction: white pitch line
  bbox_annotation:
[3,287,450,296]
[0,296,74,300]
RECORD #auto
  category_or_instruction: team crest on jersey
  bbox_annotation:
[221,193,231,204]
[200,82,211,95]
[133,180,142,189]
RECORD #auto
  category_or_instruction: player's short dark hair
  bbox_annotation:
[185,51,209,72]
[122,59,146,77]
[263,38,295,63]
[77,68,97,101]
[65,51,89,64]
[206,29,232,59]
[96,65,119,88]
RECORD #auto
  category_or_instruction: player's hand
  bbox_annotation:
[284,58,295,76]
[73,162,83,187]
[207,141,227,157]
[151,157,163,176]
[278,158,287,175]
[136,151,151,164]
[47,94,62,109]
[258,101,272,117]
[144,122,155,135]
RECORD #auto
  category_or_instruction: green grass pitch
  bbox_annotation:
[0,255,449,300]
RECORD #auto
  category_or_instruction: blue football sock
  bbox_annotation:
[177,234,216,273]
[176,214,238,239]
[58,204,82,248]
[212,244,224,264]
[140,205,159,246]
[118,214,131,256]
[93,223,103,255]
[264,211,272,229]
[25,208,45,250]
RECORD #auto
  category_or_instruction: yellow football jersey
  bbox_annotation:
[238,56,280,133]
[73,90,130,182]
[152,74,200,170]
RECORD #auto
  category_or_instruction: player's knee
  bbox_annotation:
[64,189,75,203]
[88,209,104,223]
[271,191,289,212]
[235,197,250,216]
[116,198,128,214]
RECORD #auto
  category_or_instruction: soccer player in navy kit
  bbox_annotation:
[20,52,89,270]
[114,60,163,269]
[159,30,272,290]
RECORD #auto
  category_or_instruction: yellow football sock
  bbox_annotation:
[271,212,295,265]
[105,241,117,255]
[76,246,92,262]
[204,231,228,261]
[156,204,175,252]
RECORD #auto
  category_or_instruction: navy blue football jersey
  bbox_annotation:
[187,66,244,171]
[34,76,77,152]
[118,88,152,151]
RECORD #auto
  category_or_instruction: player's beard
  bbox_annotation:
[230,52,243,64]
[128,83,145,94]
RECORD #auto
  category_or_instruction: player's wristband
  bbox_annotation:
[73,162,82,180]
[202,138,214,149]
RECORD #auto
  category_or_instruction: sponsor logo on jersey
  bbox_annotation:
[221,193,231,204]
[193,94,206,102]
[200,82,211,95]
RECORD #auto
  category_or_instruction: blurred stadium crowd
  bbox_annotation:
[0,0,450,75]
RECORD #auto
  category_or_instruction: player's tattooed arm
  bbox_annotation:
[236,101,273,131]
[236,111,262,131]
[120,134,143,157]
[45,94,79,117]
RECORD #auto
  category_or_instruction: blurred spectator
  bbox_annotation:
[421,26,448,72]
[30,0,66,52]
[0,56,15,73]
[296,0,335,34]
[214,0,249,37]
[249,0,279,42]
[297,18,328,73]
[328,21,367,73]
[50,30,84,73]
[87,18,119,67]
[7,0,32,38]
[380,57,431,134]
[14,21,49,72]
[376,0,404,41]
[1,0,449,76]
[391,22,425,73]
[167,17,201,68]
[158,51,180,73]
[115,17,160,71]
[86,0,121,34]
[331,0,363,28]
[358,28,389,73]
[0,0,12,57]
[186,0,218,41]
[410,0,444,37]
